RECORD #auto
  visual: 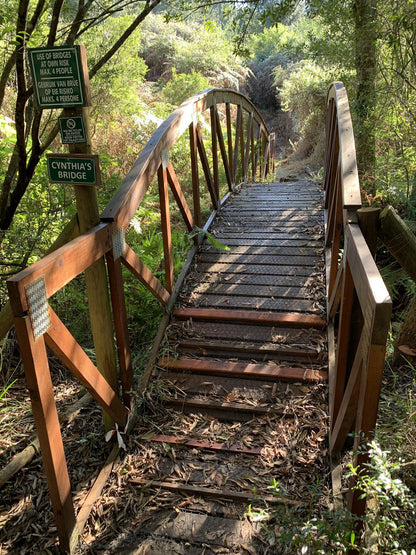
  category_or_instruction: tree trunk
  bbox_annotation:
[379,206,416,282]
[394,295,416,366]
[378,205,416,365]
[353,0,377,195]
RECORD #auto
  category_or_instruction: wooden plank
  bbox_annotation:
[240,106,245,179]
[195,270,319,286]
[250,117,255,179]
[166,162,194,231]
[325,161,339,248]
[158,357,328,382]
[330,260,354,425]
[261,138,269,180]
[45,308,128,428]
[212,233,322,243]
[166,396,286,419]
[243,113,253,179]
[7,223,111,315]
[346,224,391,343]
[175,320,325,344]
[196,125,218,209]
[200,244,320,257]
[121,244,170,305]
[203,238,322,248]
[131,479,300,506]
[327,82,362,209]
[232,104,242,182]
[144,434,261,455]
[226,102,233,184]
[173,307,326,328]
[328,257,344,319]
[158,165,174,293]
[215,108,232,191]
[210,104,219,200]
[188,294,320,313]
[178,339,320,360]
[106,251,133,406]
[330,330,365,453]
[328,167,343,294]
[163,372,280,398]
[189,121,201,227]
[195,262,317,277]
[188,282,321,300]
[13,315,77,553]
[197,253,320,266]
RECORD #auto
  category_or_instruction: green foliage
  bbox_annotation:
[85,14,148,118]
[160,68,209,106]
[0,379,16,401]
[248,441,415,553]
[348,441,416,553]
[139,14,247,88]
[278,60,342,163]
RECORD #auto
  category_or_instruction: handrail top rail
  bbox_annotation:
[7,222,113,315]
[101,88,270,228]
[327,82,362,211]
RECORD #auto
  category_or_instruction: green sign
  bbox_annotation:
[59,116,86,144]
[47,154,99,185]
[28,46,87,108]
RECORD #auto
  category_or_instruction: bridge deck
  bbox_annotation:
[104,177,329,552]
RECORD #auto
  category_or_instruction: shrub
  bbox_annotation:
[160,68,209,106]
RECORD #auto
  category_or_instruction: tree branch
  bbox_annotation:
[90,0,163,78]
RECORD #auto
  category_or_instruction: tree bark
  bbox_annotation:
[379,206,416,282]
[353,0,377,195]
[394,295,416,366]
[378,205,416,365]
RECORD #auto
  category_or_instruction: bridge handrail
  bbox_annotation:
[6,88,275,552]
[324,82,392,518]
[102,88,272,228]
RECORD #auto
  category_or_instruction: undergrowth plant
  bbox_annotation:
[248,440,416,554]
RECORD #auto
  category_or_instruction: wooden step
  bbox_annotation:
[173,308,327,329]
[131,479,300,507]
[142,434,262,455]
[158,357,328,382]
[165,397,287,421]
[178,339,320,362]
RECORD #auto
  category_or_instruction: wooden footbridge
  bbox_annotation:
[6,83,392,552]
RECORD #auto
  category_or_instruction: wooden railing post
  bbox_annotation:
[357,207,380,258]
[239,106,245,181]
[10,311,77,552]
[158,163,174,293]
[226,102,233,185]
[106,249,133,407]
[189,119,201,227]
[233,105,242,183]
[210,100,219,199]
[65,106,119,431]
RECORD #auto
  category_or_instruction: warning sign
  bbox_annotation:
[28,46,88,109]
[59,116,86,144]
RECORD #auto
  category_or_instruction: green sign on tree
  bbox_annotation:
[28,46,89,109]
